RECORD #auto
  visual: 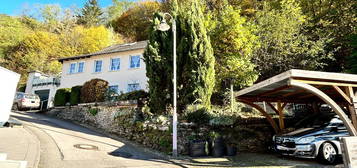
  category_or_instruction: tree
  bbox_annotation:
[105,0,134,23]
[40,4,78,34]
[0,15,33,62]
[77,0,104,27]
[143,0,215,114]
[2,25,120,84]
[111,1,161,41]
[348,32,357,74]
[252,0,333,80]
[3,31,63,83]
[207,1,258,91]
[299,0,357,72]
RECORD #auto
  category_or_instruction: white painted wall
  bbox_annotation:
[25,71,59,108]
[59,48,148,93]
[0,66,20,124]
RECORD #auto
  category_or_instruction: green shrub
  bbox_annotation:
[185,107,211,125]
[70,85,82,105]
[88,108,98,116]
[117,90,148,101]
[80,78,109,103]
[54,88,71,106]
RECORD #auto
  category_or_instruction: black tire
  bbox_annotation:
[318,142,337,164]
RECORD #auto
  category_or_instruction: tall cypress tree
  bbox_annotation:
[77,0,103,27]
[143,0,215,114]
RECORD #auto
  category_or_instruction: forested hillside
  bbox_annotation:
[0,0,355,89]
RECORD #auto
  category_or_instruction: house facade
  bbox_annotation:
[58,41,148,94]
[25,41,148,108]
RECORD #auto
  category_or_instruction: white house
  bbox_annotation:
[26,41,148,108]
[58,41,148,93]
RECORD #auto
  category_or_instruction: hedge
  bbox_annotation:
[80,78,109,103]
[117,90,148,101]
[54,88,71,106]
[70,85,82,105]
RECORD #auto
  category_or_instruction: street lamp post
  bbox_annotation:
[157,13,178,157]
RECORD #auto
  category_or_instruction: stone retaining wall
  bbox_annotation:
[47,103,275,155]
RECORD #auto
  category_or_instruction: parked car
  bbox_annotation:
[273,116,349,164]
[12,92,41,111]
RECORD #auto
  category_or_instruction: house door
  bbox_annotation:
[34,89,50,110]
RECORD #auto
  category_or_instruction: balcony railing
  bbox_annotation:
[32,77,60,87]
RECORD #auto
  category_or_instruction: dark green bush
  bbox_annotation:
[54,88,71,106]
[80,78,109,103]
[117,90,148,101]
[186,108,211,125]
[70,85,82,105]
[88,108,99,116]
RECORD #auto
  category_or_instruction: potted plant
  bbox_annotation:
[186,107,211,157]
[209,131,225,157]
[226,141,237,156]
[188,134,208,157]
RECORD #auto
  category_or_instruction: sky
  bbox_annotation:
[0,0,115,16]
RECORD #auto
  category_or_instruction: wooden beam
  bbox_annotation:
[282,89,306,97]
[333,85,352,104]
[238,99,280,133]
[291,79,357,88]
[257,86,291,97]
[267,102,280,115]
[281,102,288,109]
[282,85,324,98]
[289,80,357,136]
[345,86,357,130]
[277,101,285,130]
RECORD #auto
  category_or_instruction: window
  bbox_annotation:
[127,83,140,92]
[109,85,119,94]
[130,55,140,68]
[94,60,102,72]
[69,63,76,74]
[78,62,85,73]
[110,58,120,71]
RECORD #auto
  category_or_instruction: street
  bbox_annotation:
[10,111,182,168]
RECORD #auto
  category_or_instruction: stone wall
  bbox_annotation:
[47,103,275,155]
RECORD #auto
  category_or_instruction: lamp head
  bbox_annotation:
[157,18,171,31]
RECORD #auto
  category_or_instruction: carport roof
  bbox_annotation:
[236,69,357,103]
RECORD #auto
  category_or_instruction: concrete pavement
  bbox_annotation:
[11,111,183,168]
[0,123,40,168]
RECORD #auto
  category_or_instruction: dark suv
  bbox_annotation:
[273,116,349,164]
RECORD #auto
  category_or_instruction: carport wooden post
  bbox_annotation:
[277,101,285,130]
[267,102,286,130]
[345,86,357,130]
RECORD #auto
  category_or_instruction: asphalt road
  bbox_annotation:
[11,111,181,168]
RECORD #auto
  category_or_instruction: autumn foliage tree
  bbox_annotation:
[111,1,161,41]
[207,0,258,91]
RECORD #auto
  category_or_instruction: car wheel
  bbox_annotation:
[318,142,337,164]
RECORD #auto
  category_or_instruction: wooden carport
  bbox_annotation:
[236,69,357,136]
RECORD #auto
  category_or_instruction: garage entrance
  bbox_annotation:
[34,89,50,110]
[236,69,357,136]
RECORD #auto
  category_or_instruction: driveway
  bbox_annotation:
[11,111,182,168]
